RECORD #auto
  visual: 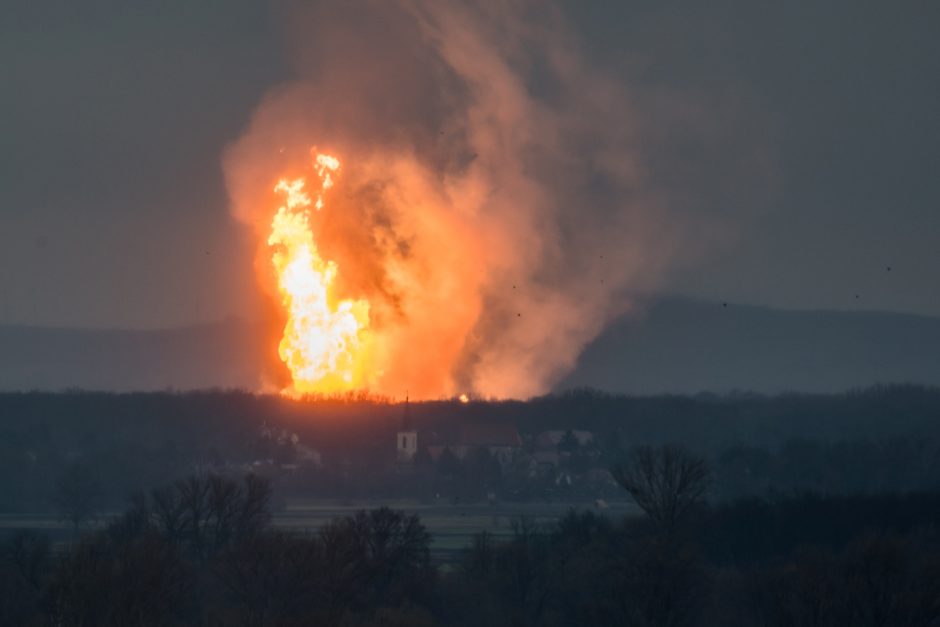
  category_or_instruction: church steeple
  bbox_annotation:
[397,393,417,466]
[401,392,412,431]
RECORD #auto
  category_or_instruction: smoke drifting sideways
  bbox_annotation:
[223,0,719,399]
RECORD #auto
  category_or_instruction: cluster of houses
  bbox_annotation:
[396,411,615,487]
[237,410,617,496]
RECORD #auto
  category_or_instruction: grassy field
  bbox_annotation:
[275,499,641,561]
[0,500,641,562]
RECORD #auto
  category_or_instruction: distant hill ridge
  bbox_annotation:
[2,297,939,394]
[0,318,266,392]
[558,297,940,394]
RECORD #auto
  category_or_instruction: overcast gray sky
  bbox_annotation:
[2,0,938,328]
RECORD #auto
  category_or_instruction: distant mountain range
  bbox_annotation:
[558,297,940,395]
[2,298,939,394]
[0,318,267,392]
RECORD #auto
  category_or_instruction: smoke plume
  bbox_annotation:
[223,0,702,398]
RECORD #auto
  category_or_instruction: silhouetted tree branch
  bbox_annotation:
[611,444,708,534]
[52,463,102,533]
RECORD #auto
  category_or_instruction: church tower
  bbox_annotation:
[396,395,418,465]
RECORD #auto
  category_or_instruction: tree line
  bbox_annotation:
[4,385,940,513]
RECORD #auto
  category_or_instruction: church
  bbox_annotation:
[395,398,522,471]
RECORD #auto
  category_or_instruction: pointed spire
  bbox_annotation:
[401,391,412,431]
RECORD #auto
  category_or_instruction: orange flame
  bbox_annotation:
[268,151,371,395]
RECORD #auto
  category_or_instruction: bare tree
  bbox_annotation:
[213,531,321,627]
[611,444,708,534]
[46,527,194,626]
[0,531,51,625]
[168,473,271,561]
[177,475,211,559]
[150,485,187,545]
[52,463,102,534]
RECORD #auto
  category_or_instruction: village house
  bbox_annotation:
[395,402,523,471]
[427,422,523,469]
[534,430,595,450]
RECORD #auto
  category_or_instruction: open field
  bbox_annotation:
[278,499,641,562]
[0,499,641,562]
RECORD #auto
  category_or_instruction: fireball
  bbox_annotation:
[267,151,372,395]
[225,0,644,401]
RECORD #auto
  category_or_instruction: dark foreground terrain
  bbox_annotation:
[2,387,940,624]
[4,466,940,626]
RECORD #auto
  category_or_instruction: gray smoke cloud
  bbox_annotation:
[223,0,764,398]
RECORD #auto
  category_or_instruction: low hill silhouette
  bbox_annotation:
[2,297,940,393]
[558,296,940,394]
